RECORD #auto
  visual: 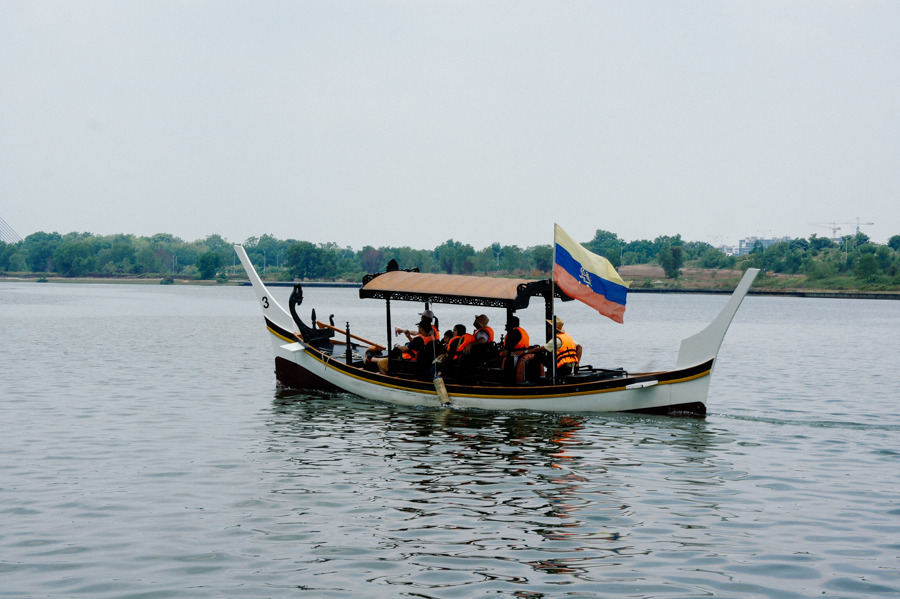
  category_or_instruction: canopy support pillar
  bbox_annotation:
[385,297,392,353]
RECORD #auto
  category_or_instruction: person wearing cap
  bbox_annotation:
[398,308,439,340]
[521,317,579,378]
[463,314,494,354]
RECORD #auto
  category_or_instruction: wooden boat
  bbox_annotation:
[235,245,758,417]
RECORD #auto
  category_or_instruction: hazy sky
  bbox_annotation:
[3,1,898,250]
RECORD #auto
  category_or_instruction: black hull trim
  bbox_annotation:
[624,401,706,418]
[274,356,341,392]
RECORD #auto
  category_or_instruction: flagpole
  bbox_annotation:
[551,224,557,385]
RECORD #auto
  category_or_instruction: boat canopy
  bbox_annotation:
[360,270,573,311]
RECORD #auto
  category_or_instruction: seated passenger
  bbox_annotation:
[501,316,531,383]
[461,314,497,369]
[420,309,440,338]
[463,314,493,352]
[445,324,474,360]
[520,317,579,379]
[396,309,440,341]
[377,320,433,375]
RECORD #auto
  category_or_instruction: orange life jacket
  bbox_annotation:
[509,327,530,350]
[554,332,578,368]
[451,333,476,358]
[401,333,435,360]
[474,326,494,343]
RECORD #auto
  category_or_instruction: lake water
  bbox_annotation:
[2,282,899,598]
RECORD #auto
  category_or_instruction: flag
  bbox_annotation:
[553,224,629,323]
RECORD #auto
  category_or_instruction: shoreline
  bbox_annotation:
[2,276,898,299]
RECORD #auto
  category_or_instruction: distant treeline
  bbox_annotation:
[2,230,900,288]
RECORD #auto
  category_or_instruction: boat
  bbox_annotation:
[235,244,759,417]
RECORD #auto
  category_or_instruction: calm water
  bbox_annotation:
[1,282,898,598]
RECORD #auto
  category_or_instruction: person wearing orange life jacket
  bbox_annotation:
[501,316,532,383]
[463,314,494,353]
[521,317,579,378]
[446,324,475,361]
[503,316,530,352]
[377,320,433,375]
[460,314,496,370]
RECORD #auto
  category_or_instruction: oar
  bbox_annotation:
[316,320,386,351]
[434,375,451,406]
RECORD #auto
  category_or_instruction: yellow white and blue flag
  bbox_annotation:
[553,224,629,323]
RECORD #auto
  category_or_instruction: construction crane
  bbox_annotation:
[809,222,842,241]
[848,218,875,235]
[809,218,874,240]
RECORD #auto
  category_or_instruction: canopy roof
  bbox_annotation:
[360,270,572,310]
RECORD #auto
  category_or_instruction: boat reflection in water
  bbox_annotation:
[266,391,722,579]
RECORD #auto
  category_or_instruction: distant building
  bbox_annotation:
[736,236,790,256]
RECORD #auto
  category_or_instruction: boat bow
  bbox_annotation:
[676,268,759,369]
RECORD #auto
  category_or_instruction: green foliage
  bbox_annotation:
[196,251,223,280]
[855,253,879,279]
[53,236,97,276]
[586,230,625,267]
[808,234,835,252]
[658,246,684,278]
[1,229,897,293]
[434,239,475,275]
[286,241,327,280]
[698,247,733,269]
[528,245,553,274]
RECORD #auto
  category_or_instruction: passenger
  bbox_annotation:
[520,318,579,379]
[446,324,475,361]
[501,316,531,383]
[397,308,440,340]
[377,320,433,375]
[503,316,530,353]
[420,308,440,338]
[463,314,494,353]
[461,314,497,369]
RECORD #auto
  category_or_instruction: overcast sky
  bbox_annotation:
[2,1,898,250]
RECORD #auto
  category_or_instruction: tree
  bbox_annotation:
[53,238,96,276]
[359,246,385,273]
[876,246,893,271]
[888,235,900,251]
[808,234,835,252]
[286,241,324,280]
[852,232,870,248]
[433,239,474,275]
[0,241,12,271]
[96,234,137,273]
[23,231,62,272]
[622,239,654,265]
[698,247,730,269]
[134,242,163,274]
[586,230,625,267]
[526,245,552,273]
[658,246,683,278]
[500,245,524,272]
[196,251,223,279]
[855,253,879,279]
